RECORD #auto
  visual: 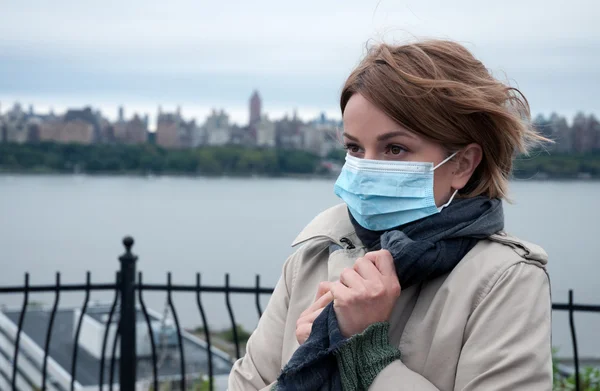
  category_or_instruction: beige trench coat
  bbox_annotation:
[228,204,552,390]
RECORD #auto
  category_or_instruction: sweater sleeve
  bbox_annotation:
[333,323,441,390]
[334,322,402,390]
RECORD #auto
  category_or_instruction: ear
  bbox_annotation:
[451,143,482,191]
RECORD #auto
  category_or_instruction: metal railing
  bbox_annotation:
[0,237,598,391]
[551,291,600,390]
[0,237,274,391]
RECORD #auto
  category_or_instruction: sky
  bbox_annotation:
[0,0,598,127]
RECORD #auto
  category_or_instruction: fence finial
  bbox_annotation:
[122,236,134,253]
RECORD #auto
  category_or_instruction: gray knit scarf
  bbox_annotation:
[275,196,504,391]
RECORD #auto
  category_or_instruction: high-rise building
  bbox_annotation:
[118,106,125,122]
[549,113,572,153]
[156,112,182,148]
[114,114,148,144]
[256,115,275,147]
[572,113,600,153]
[204,109,231,146]
[249,90,261,126]
[3,103,32,143]
[156,108,196,148]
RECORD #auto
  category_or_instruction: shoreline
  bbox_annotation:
[1,170,599,182]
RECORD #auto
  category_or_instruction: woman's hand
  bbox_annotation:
[331,250,401,338]
[296,281,334,345]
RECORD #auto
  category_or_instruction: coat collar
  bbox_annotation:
[291,203,358,248]
[291,203,548,265]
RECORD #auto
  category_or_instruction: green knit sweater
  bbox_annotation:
[334,322,402,391]
[273,322,401,391]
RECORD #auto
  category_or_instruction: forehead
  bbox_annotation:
[342,94,399,133]
[342,93,422,143]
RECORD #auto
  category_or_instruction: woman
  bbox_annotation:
[229,39,552,390]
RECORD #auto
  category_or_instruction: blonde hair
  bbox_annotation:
[340,39,548,199]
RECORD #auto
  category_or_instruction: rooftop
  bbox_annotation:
[2,305,232,387]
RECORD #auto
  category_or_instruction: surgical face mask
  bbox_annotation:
[334,153,459,231]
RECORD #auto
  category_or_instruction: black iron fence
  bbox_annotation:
[0,237,598,391]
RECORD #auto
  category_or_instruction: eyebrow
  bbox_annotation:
[342,132,360,142]
[342,129,417,142]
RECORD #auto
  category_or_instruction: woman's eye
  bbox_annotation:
[344,144,361,154]
[387,144,406,155]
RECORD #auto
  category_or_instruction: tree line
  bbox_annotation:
[1,142,600,179]
[0,142,325,176]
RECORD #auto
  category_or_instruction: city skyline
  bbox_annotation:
[0,95,340,132]
[0,90,345,155]
[1,94,598,133]
[0,96,340,130]
[2,89,598,156]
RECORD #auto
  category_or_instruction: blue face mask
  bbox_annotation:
[334,153,459,231]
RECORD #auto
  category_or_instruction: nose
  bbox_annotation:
[364,149,379,160]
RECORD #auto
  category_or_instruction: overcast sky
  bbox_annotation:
[0,0,598,125]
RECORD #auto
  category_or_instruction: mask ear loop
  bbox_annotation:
[432,151,459,171]
[439,189,459,210]
[434,151,460,211]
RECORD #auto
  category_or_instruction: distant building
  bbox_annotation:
[204,109,231,146]
[100,118,115,144]
[0,102,4,142]
[2,103,29,143]
[156,113,181,148]
[307,112,343,157]
[533,114,554,141]
[302,126,341,157]
[0,305,232,391]
[179,119,198,149]
[113,110,148,145]
[275,112,304,150]
[63,107,106,144]
[39,118,95,144]
[249,91,261,127]
[1,123,7,143]
[301,124,323,155]
[118,106,125,122]
[191,124,206,147]
[572,113,599,153]
[156,108,196,149]
[230,125,256,146]
[256,115,276,148]
[549,113,572,153]
[1,103,63,144]
[594,116,600,151]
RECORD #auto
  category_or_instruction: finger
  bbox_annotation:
[339,267,365,289]
[353,257,382,281]
[301,286,331,317]
[305,291,333,314]
[305,307,326,324]
[330,281,351,302]
[364,250,397,277]
[296,324,311,344]
[315,281,333,301]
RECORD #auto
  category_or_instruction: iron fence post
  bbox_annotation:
[568,290,580,391]
[119,236,138,390]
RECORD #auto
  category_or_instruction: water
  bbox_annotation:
[0,175,598,359]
